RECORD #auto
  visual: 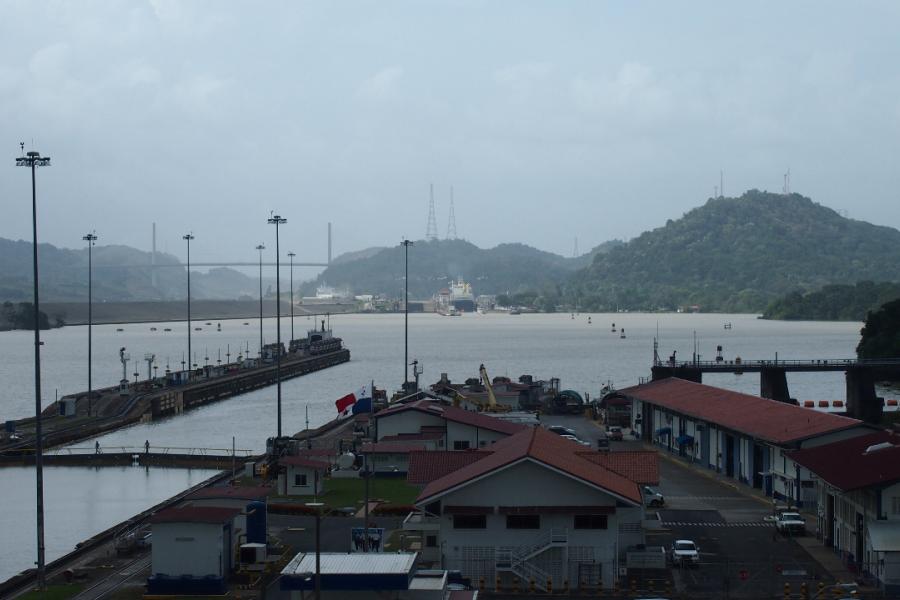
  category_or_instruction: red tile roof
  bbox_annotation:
[416,427,642,504]
[376,400,526,436]
[619,378,863,445]
[788,430,900,491]
[187,485,273,501]
[360,442,427,454]
[578,451,660,485]
[407,450,490,484]
[280,456,330,470]
[152,506,242,525]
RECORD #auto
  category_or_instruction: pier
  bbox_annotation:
[651,357,900,423]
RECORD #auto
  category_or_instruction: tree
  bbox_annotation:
[857,299,900,358]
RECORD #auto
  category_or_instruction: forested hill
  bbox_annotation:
[570,190,900,312]
[0,238,259,302]
[301,239,583,301]
[762,282,900,321]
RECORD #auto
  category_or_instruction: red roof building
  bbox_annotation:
[152,506,242,525]
[787,430,900,492]
[407,450,491,485]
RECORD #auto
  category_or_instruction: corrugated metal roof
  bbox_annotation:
[788,430,900,491]
[282,552,417,576]
[280,456,330,469]
[151,506,241,525]
[407,450,489,484]
[377,400,526,435]
[620,378,863,445]
[868,521,900,552]
[187,485,273,501]
[361,442,427,454]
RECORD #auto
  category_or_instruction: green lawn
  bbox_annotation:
[19,584,84,600]
[275,477,419,509]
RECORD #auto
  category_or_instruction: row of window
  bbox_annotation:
[452,514,608,530]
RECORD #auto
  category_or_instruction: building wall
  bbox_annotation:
[881,482,900,520]
[152,522,227,578]
[377,411,444,440]
[446,421,507,450]
[367,452,412,473]
[434,459,642,588]
[285,465,322,495]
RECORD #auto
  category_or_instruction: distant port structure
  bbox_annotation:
[651,355,900,423]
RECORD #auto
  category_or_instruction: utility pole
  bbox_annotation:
[17,144,51,591]
[288,251,296,342]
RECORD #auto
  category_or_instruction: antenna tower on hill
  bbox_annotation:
[783,168,791,195]
[426,183,438,241]
[446,186,457,240]
[573,237,579,257]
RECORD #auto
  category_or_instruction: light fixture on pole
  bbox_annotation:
[401,239,413,391]
[183,233,194,373]
[16,144,50,591]
[82,231,97,417]
[267,214,287,438]
[287,251,296,342]
[255,244,266,357]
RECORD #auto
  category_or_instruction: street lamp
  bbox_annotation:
[287,251,296,342]
[255,244,265,357]
[401,239,413,391]
[305,501,324,600]
[268,215,287,438]
[183,233,194,373]
[16,144,51,591]
[82,231,97,417]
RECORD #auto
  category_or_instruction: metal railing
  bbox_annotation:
[47,445,254,457]
[654,357,900,369]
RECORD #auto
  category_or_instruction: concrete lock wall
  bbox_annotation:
[152,522,226,578]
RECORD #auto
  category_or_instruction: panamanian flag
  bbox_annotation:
[335,383,372,419]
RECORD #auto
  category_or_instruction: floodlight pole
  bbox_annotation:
[82,232,97,416]
[402,240,413,391]
[17,147,50,591]
[288,251,296,342]
[183,233,194,373]
[267,215,287,438]
[256,244,266,357]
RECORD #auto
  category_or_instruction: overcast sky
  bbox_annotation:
[3,1,899,272]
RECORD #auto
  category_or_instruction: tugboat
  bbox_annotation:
[620,328,626,339]
[611,323,616,332]
[217,323,222,331]
[588,316,592,325]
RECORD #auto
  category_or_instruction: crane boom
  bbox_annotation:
[479,363,499,409]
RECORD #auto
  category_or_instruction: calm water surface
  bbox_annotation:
[0,312,884,581]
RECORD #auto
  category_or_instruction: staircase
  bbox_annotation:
[496,528,568,590]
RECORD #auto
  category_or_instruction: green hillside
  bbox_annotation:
[762,281,900,321]
[569,190,900,312]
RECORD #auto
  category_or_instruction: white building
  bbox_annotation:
[279,456,329,496]
[361,442,426,474]
[410,427,649,591]
[375,400,526,451]
[148,506,242,595]
[616,378,871,507]
[789,430,900,594]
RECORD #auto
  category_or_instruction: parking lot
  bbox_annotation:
[541,415,835,598]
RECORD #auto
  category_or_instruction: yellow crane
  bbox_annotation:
[479,363,510,412]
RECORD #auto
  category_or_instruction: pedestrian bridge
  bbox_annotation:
[0,445,257,469]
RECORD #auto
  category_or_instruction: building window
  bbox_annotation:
[892,497,900,516]
[426,535,438,547]
[453,440,471,450]
[294,473,308,487]
[506,515,540,529]
[574,514,608,529]
[453,514,486,529]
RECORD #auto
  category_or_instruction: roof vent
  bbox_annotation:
[864,442,894,454]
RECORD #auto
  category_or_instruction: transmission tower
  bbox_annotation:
[573,236,579,257]
[446,186,457,239]
[425,183,438,241]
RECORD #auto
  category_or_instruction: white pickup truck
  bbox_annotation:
[775,512,806,535]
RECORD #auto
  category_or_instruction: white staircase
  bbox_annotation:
[495,528,568,590]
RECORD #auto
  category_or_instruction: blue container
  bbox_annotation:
[246,501,267,544]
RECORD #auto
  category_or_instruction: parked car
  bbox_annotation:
[560,434,591,446]
[547,425,577,436]
[670,539,700,567]
[608,425,624,441]
[643,486,665,508]
[775,512,806,536]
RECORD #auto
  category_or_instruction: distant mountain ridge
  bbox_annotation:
[302,238,583,299]
[0,238,260,302]
[570,190,900,312]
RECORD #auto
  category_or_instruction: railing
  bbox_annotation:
[47,445,254,457]
[495,528,568,591]
[653,357,900,369]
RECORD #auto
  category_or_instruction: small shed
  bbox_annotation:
[279,456,329,496]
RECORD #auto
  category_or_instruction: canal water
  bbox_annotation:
[0,312,885,580]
